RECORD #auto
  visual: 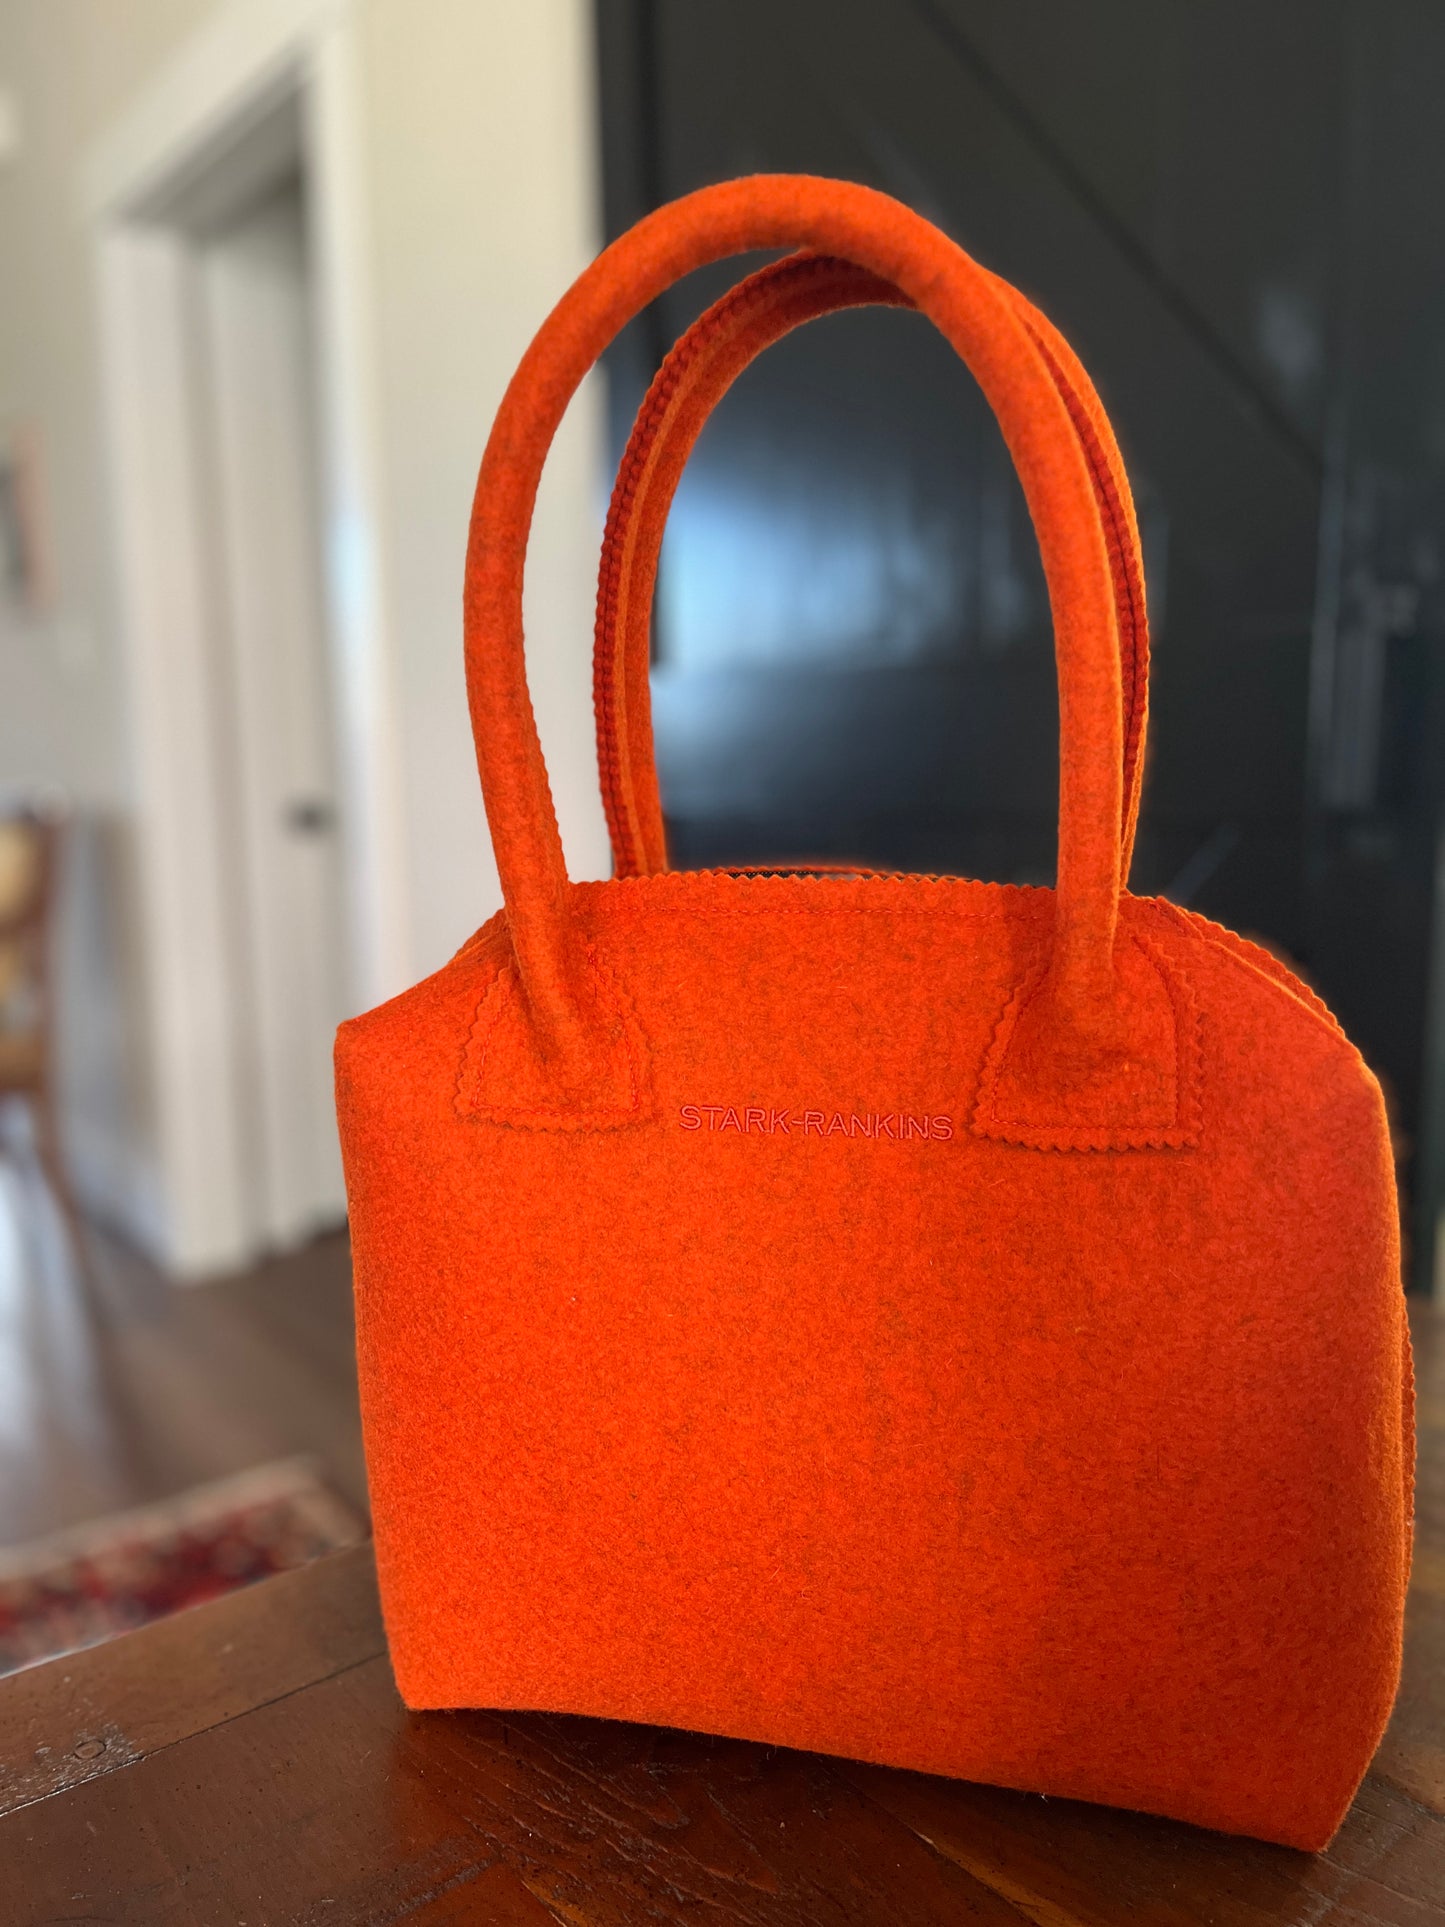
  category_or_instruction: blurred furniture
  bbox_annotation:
[3,1306,1440,1924]
[0,810,86,1267]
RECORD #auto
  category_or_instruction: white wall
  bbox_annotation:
[0,0,608,1256]
[360,0,609,977]
[0,0,219,1245]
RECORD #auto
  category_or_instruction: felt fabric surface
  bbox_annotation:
[334,175,1412,1855]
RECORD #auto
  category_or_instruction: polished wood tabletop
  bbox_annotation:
[2,1302,1442,1925]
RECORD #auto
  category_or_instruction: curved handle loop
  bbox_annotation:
[594,252,1150,885]
[466,176,1127,1090]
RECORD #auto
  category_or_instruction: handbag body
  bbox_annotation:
[335,176,1412,1852]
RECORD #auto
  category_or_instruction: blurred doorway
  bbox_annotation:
[106,94,347,1264]
[89,10,401,1277]
[196,177,347,1250]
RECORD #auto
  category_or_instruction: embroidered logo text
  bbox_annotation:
[680,1104,953,1141]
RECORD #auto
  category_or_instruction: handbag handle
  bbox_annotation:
[593,251,1149,884]
[466,176,1131,1096]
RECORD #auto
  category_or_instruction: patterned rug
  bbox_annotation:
[0,1459,367,1677]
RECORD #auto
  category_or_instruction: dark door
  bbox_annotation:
[596,0,1445,1288]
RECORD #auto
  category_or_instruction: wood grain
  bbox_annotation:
[3,1622,1440,1926]
[1,1657,1032,1925]
[0,1544,384,1818]
[842,1765,1443,1927]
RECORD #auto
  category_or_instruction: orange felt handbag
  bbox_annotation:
[335,176,1412,1852]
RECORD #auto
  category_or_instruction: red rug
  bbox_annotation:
[0,1459,367,1676]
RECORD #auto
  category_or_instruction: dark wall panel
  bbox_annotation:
[595,0,1445,1282]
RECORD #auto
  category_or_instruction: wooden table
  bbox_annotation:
[3,1306,1443,1925]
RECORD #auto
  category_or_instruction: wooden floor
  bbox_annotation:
[0,1151,366,1553]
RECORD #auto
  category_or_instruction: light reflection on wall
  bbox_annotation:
[657,468,968,671]
[657,461,1040,674]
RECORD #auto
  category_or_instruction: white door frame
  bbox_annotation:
[85,0,409,1275]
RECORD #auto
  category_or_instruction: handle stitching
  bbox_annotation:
[1026,330,1147,870]
[970,930,1202,1151]
[455,951,653,1132]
